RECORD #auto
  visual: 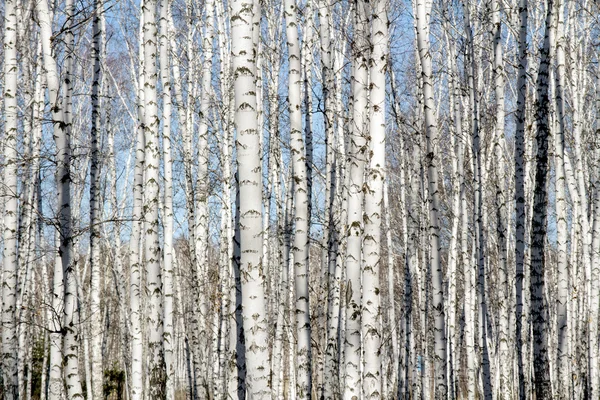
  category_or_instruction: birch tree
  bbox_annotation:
[414,0,447,396]
[553,0,570,396]
[130,3,147,397]
[284,0,312,396]
[343,0,369,396]
[89,0,105,396]
[2,0,600,398]
[142,0,166,394]
[159,0,176,396]
[361,0,387,397]
[529,1,553,397]
[232,0,271,395]
[514,1,529,397]
[1,0,19,396]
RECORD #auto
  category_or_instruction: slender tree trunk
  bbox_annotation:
[232,0,271,395]
[61,0,85,396]
[159,0,176,396]
[284,0,313,396]
[414,0,447,396]
[319,0,342,396]
[37,0,83,395]
[130,3,147,397]
[142,0,166,394]
[590,71,600,400]
[1,0,20,395]
[491,1,511,397]
[553,0,570,396]
[462,3,492,397]
[463,140,475,400]
[343,1,369,397]
[195,0,215,394]
[442,15,462,397]
[90,0,105,396]
[514,1,528,398]
[529,2,554,397]
[361,1,387,397]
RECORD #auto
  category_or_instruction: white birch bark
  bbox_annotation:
[361,1,387,397]
[130,3,146,397]
[343,1,369,397]
[142,0,166,394]
[414,0,447,396]
[442,15,462,397]
[319,0,341,396]
[462,139,475,400]
[1,0,19,395]
[491,1,511,398]
[284,0,312,396]
[159,0,176,396]
[553,0,570,395]
[36,0,83,395]
[591,71,600,400]
[62,0,84,395]
[232,0,271,394]
[90,0,105,396]
[462,2,492,397]
[49,238,64,400]
[195,0,215,393]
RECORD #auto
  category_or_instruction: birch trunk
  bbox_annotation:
[284,0,313,396]
[160,0,176,396]
[414,0,447,395]
[142,0,166,394]
[36,0,84,395]
[195,0,215,393]
[130,3,147,397]
[90,0,105,396]
[591,72,600,400]
[232,0,271,395]
[530,1,553,397]
[343,0,369,396]
[514,1,528,398]
[491,1,511,397]
[361,1,387,397]
[62,0,85,395]
[319,0,342,396]
[553,0,570,395]
[463,2,492,397]
[1,0,19,395]
[442,15,462,397]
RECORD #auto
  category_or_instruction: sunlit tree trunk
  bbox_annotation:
[414,0,447,396]
[553,0,570,396]
[462,2,492,397]
[159,0,176,396]
[142,0,166,394]
[591,71,600,400]
[195,0,215,393]
[89,0,105,396]
[361,1,387,397]
[491,1,511,397]
[319,0,342,395]
[343,1,369,397]
[37,0,83,395]
[441,12,462,396]
[285,0,313,396]
[232,0,271,395]
[1,0,19,396]
[130,3,147,397]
